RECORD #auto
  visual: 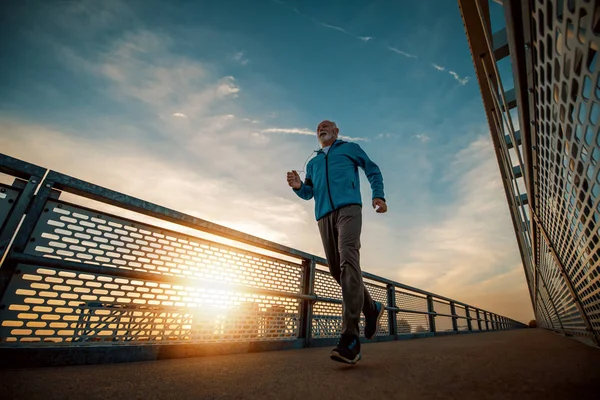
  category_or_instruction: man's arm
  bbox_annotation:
[292,163,314,200]
[348,143,385,201]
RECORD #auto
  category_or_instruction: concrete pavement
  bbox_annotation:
[1,329,599,400]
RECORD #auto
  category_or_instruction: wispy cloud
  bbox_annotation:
[311,18,374,43]
[173,112,187,118]
[272,1,372,44]
[388,47,418,59]
[263,127,314,136]
[414,134,430,143]
[233,51,249,66]
[262,127,369,142]
[431,63,470,85]
[217,76,240,96]
[449,71,470,85]
[340,136,368,142]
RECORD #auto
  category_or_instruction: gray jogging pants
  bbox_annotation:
[317,204,377,338]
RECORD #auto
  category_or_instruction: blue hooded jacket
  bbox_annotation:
[293,139,385,221]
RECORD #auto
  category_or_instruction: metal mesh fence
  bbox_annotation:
[460,0,600,344]
[530,0,600,338]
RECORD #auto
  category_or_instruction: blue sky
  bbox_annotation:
[0,0,532,321]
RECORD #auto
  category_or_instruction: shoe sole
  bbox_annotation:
[330,351,362,365]
[366,302,386,340]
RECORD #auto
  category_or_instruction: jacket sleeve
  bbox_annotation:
[348,143,385,201]
[293,162,314,200]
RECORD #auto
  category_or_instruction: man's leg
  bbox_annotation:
[318,207,362,364]
[336,205,377,337]
[317,211,341,289]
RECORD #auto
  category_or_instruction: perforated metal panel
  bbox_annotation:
[531,0,600,336]
[433,300,454,332]
[395,290,429,333]
[364,282,390,336]
[0,184,20,231]
[25,200,303,295]
[311,270,389,338]
[471,309,480,331]
[0,264,300,344]
[0,200,308,344]
[311,269,342,338]
[455,305,469,331]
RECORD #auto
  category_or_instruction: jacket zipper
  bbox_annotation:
[325,147,334,210]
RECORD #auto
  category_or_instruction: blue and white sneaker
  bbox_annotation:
[330,335,361,364]
[365,301,385,340]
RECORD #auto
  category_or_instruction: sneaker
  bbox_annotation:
[330,334,361,364]
[364,301,385,340]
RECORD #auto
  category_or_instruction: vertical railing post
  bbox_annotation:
[476,309,482,331]
[0,177,53,302]
[427,295,436,333]
[484,311,490,331]
[450,301,458,332]
[0,176,42,263]
[387,284,397,336]
[299,258,316,347]
[465,306,473,331]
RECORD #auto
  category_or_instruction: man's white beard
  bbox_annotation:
[319,132,335,146]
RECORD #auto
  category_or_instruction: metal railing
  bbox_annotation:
[459,0,600,346]
[0,153,525,364]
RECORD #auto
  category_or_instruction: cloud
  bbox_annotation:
[262,127,369,142]
[262,127,314,136]
[310,18,374,43]
[0,120,315,249]
[339,135,369,142]
[216,76,240,97]
[272,1,371,45]
[431,63,470,85]
[233,51,249,66]
[414,134,430,143]
[449,71,470,85]
[387,47,418,59]
[313,20,348,34]
[173,112,187,118]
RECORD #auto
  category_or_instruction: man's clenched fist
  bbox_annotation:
[373,198,387,213]
[287,170,302,190]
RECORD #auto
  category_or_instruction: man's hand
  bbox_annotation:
[287,170,302,190]
[373,198,387,213]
